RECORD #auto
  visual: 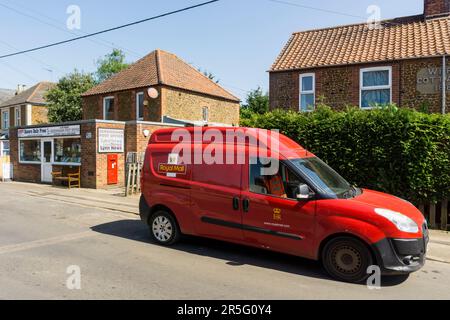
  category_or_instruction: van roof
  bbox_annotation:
[149,127,313,159]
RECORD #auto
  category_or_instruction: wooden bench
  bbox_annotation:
[52,166,81,189]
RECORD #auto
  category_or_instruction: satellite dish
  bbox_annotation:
[148,87,159,99]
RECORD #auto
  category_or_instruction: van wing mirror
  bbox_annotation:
[296,184,314,200]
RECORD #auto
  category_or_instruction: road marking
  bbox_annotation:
[0,231,96,255]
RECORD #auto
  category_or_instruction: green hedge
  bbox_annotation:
[241,106,450,204]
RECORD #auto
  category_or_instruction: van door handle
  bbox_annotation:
[242,199,250,213]
[232,197,240,211]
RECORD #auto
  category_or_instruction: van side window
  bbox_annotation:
[249,159,305,200]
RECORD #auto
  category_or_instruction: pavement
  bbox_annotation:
[1,181,450,300]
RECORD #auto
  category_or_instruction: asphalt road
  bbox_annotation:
[1,183,450,300]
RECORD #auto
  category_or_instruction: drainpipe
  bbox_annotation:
[443,55,447,115]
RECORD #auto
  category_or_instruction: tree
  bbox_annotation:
[46,71,96,123]
[241,87,269,114]
[95,49,129,83]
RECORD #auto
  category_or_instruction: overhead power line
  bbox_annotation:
[268,0,402,27]
[0,0,144,58]
[0,0,220,59]
[268,0,364,19]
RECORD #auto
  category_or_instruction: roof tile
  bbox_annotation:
[271,15,450,71]
[0,82,55,108]
[83,50,239,102]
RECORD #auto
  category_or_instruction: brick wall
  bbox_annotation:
[91,122,126,189]
[82,95,102,120]
[162,87,240,125]
[82,87,163,122]
[270,58,448,113]
[82,86,239,125]
[9,129,41,183]
[31,105,48,124]
[1,104,49,129]
[425,0,450,17]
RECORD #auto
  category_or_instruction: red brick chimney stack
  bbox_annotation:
[424,0,450,18]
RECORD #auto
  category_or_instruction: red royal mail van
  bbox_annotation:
[139,127,429,283]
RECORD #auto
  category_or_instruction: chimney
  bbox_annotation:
[15,84,27,95]
[424,0,450,18]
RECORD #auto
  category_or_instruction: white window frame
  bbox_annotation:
[136,92,144,121]
[2,109,9,129]
[299,73,316,112]
[202,106,209,123]
[15,107,21,127]
[0,140,10,156]
[360,66,392,109]
[18,136,82,166]
[18,138,42,164]
[52,136,82,166]
[103,96,115,120]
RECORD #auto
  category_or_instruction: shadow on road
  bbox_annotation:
[91,219,409,287]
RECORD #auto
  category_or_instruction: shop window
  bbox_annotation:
[136,92,144,121]
[20,140,41,163]
[0,141,10,156]
[2,110,9,129]
[360,67,392,109]
[299,73,315,112]
[54,138,81,164]
[103,97,115,120]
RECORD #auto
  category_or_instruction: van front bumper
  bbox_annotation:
[372,236,429,275]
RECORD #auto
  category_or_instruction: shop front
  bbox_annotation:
[17,125,81,183]
[8,120,182,189]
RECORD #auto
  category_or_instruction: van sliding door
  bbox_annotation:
[191,161,244,241]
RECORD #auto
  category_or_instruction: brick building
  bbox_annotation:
[270,0,450,114]
[8,120,184,188]
[8,50,240,189]
[0,82,55,157]
[81,49,240,126]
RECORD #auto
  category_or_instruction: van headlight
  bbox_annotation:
[374,208,419,233]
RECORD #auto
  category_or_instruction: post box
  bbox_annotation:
[107,154,118,185]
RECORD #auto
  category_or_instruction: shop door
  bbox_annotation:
[41,139,53,183]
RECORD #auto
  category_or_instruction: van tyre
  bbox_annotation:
[322,237,373,284]
[149,211,180,246]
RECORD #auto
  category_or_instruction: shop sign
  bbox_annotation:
[417,67,450,94]
[18,125,80,138]
[98,128,124,153]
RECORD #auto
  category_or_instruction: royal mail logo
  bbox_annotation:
[158,163,187,175]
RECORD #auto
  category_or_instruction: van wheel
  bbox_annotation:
[322,237,373,284]
[149,211,180,246]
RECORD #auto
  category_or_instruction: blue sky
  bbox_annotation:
[0,0,423,100]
